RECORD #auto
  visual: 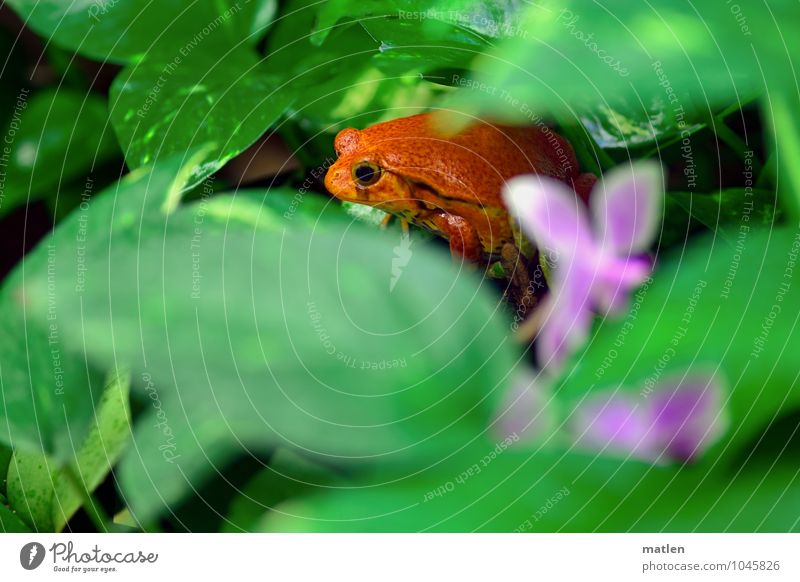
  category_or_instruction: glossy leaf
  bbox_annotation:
[110,44,293,188]
[4,0,273,64]
[312,0,523,46]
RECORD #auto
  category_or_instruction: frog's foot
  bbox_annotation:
[430,212,483,264]
[380,213,393,229]
[500,243,537,309]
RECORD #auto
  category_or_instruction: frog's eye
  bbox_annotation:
[352,162,382,187]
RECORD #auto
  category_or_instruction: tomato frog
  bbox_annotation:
[324,112,596,287]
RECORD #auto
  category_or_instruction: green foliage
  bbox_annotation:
[110,44,293,188]
[1,0,799,534]
[11,151,516,525]
[4,0,274,64]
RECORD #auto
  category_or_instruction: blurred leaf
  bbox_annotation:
[18,165,518,523]
[447,0,797,123]
[267,0,502,133]
[110,44,293,188]
[4,0,273,64]
[5,374,131,531]
[0,89,117,218]
[0,149,207,461]
[260,438,800,531]
[764,91,800,219]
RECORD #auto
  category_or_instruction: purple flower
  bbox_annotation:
[494,369,728,464]
[571,372,729,463]
[503,162,664,372]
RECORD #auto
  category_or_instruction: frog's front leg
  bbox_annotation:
[429,211,483,263]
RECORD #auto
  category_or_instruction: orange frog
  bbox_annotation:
[324,112,596,263]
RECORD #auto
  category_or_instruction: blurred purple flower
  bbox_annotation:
[503,162,663,372]
[572,372,728,463]
[494,369,728,465]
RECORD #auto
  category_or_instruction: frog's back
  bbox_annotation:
[358,113,580,207]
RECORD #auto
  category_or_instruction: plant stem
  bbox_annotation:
[706,115,763,175]
[63,465,110,532]
[764,91,800,219]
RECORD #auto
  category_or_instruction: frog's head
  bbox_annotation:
[325,127,418,213]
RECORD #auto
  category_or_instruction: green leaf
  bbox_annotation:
[0,89,118,218]
[18,172,518,524]
[110,44,293,187]
[4,0,271,64]
[5,374,131,531]
[5,451,55,531]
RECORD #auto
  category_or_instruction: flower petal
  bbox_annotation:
[647,373,728,462]
[572,394,655,456]
[571,371,728,463]
[535,264,595,373]
[590,161,663,255]
[503,175,593,261]
[592,255,652,315]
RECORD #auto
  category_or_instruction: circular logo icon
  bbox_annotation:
[20,542,46,570]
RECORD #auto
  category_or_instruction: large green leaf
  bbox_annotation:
[0,89,118,218]
[110,44,293,187]
[4,0,273,64]
[16,166,518,524]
